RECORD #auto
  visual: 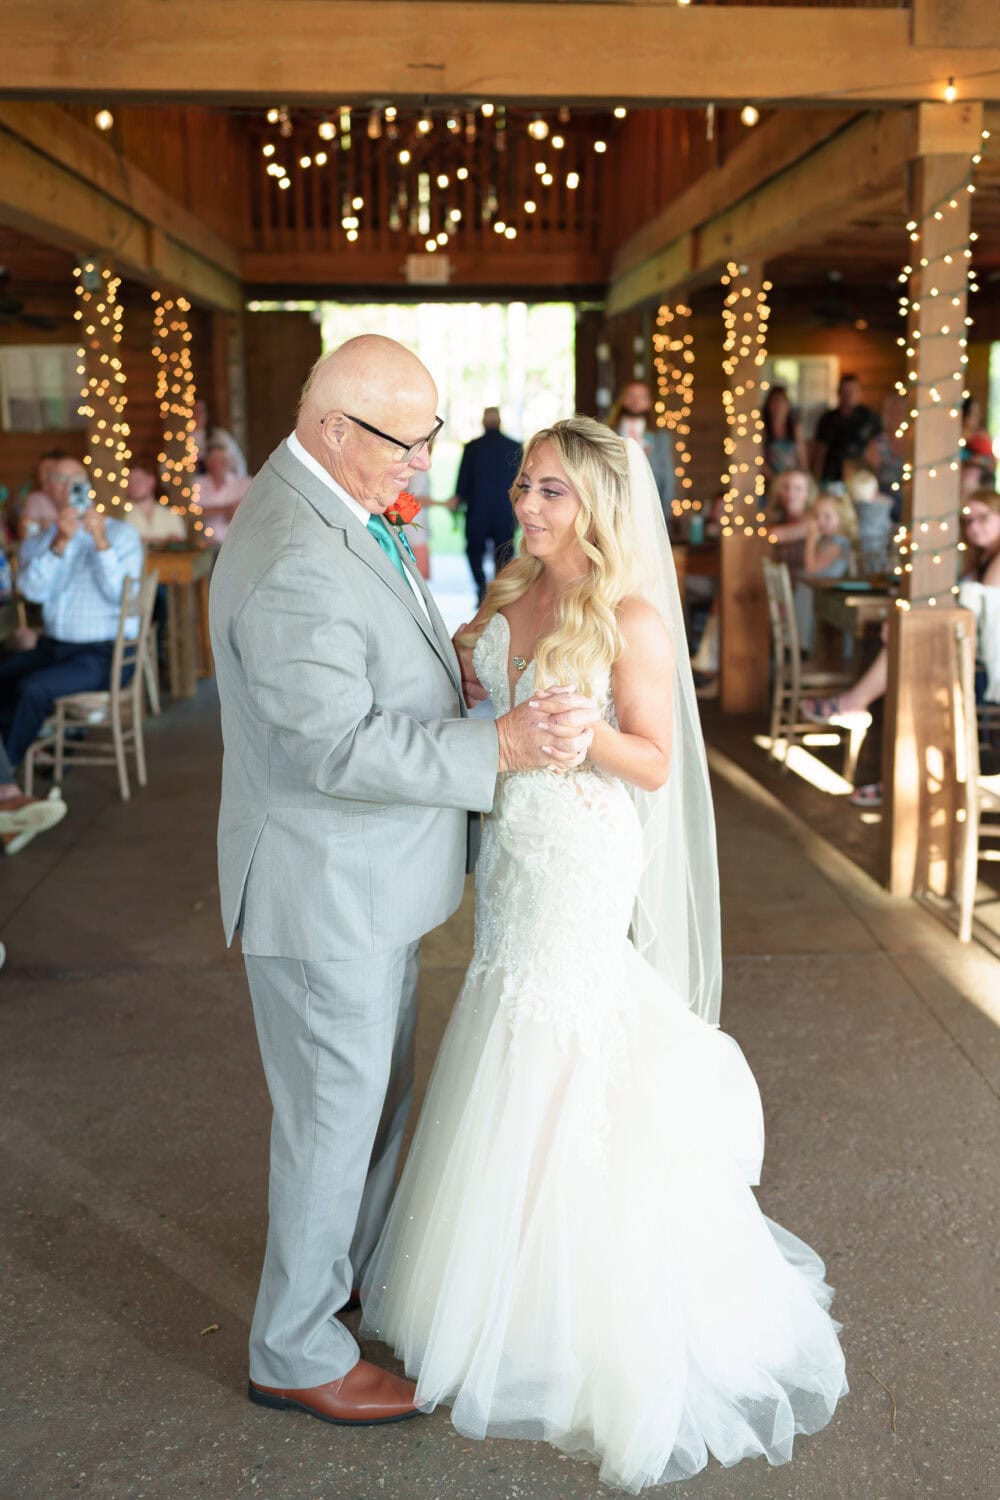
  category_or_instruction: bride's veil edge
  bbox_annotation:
[623,437,723,1026]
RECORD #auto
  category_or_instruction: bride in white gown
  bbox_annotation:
[361,418,847,1490]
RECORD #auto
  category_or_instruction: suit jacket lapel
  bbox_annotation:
[269,442,464,703]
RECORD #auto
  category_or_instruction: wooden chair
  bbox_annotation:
[955,624,1000,943]
[24,571,160,802]
[761,557,869,785]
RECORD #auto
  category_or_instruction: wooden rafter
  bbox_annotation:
[0,104,242,309]
[607,104,990,314]
[1,3,999,107]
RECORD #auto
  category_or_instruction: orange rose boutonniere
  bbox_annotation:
[384,491,422,529]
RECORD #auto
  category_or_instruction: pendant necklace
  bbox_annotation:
[513,655,528,672]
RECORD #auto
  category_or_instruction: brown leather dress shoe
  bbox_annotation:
[248,1358,424,1426]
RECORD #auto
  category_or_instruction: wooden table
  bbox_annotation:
[808,580,892,671]
[146,547,215,698]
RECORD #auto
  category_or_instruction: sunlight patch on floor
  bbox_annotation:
[752,735,854,797]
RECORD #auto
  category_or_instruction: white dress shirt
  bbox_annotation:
[286,433,430,621]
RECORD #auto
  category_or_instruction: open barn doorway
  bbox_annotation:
[245,298,576,627]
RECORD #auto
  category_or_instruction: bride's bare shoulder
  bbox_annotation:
[615,596,674,671]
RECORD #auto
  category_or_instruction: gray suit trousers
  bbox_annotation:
[245,943,419,1387]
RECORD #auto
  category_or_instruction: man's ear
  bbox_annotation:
[320,411,347,457]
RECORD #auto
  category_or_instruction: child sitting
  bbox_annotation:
[795,492,858,651]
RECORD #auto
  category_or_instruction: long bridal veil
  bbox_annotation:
[623,438,723,1025]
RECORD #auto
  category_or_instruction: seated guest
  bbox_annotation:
[795,491,857,653]
[192,398,247,477]
[845,469,891,573]
[804,492,856,581]
[20,449,73,537]
[0,464,143,771]
[766,468,816,582]
[962,396,995,477]
[802,489,1000,804]
[125,460,187,545]
[193,442,251,544]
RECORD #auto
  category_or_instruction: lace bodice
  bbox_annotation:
[472,612,614,724]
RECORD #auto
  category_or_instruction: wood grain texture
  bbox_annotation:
[2,5,1000,106]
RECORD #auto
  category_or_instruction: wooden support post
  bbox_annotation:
[882,608,978,898]
[74,255,131,517]
[719,260,772,714]
[881,102,983,894]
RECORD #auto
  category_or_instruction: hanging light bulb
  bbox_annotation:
[449,207,462,224]
[399,148,412,165]
[262,143,275,158]
[266,107,280,124]
[613,107,627,119]
[436,231,449,246]
[542,172,554,186]
[740,104,760,127]
[566,172,580,190]
[352,195,364,210]
[318,118,336,141]
[437,173,450,189]
[524,199,537,214]
[384,105,397,123]
[552,135,565,150]
[417,111,433,134]
[594,140,607,154]
[299,155,312,169]
[94,108,114,132]
[944,76,958,103]
[367,107,382,139]
[481,102,495,118]
[315,151,328,166]
[528,116,550,141]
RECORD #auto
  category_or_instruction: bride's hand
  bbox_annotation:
[531,687,602,734]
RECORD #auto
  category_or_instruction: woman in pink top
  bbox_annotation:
[193,442,251,543]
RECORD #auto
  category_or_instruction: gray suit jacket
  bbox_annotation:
[210,441,499,961]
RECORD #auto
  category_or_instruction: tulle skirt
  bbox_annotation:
[361,939,847,1490]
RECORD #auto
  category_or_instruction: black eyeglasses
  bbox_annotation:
[341,412,443,464]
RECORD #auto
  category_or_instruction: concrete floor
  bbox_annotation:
[1,685,998,1500]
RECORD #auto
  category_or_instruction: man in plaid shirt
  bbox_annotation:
[0,458,142,777]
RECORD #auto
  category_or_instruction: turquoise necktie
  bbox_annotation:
[366,512,416,577]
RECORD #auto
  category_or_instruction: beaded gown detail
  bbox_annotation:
[361,613,847,1490]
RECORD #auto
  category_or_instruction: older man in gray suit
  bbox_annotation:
[211,336,590,1428]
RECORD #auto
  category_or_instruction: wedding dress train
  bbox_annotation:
[361,613,847,1490]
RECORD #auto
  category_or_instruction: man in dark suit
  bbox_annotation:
[454,408,521,604]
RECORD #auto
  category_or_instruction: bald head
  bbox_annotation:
[298,335,436,431]
[296,335,439,513]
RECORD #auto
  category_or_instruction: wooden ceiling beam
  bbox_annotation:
[2,3,1000,106]
[0,121,242,310]
[608,104,988,314]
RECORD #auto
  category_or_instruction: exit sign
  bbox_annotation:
[405,253,451,285]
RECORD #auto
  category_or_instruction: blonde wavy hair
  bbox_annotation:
[462,416,641,696]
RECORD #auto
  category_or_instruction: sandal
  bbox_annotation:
[849,781,883,808]
[801,696,843,723]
